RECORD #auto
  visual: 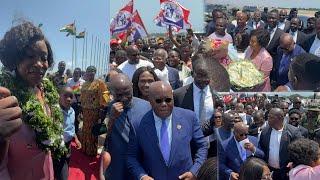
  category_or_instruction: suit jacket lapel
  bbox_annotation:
[265,127,272,156]
[182,84,194,111]
[230,138,244,163]
[168,109,180,166]
[143,112,165,163]
[279,126,289,165]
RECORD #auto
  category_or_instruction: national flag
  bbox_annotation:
[110,0,133,36]
[60,23,76,35]
[156,0,191,30]
[130,10,148,41]
[76,31,85,38]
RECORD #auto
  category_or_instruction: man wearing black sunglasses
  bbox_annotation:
[288,108,308,138]
[274,33,305,88]
[127,81,208,180]
[219,122,264,180]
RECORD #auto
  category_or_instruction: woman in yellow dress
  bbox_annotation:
[80,66,110,156]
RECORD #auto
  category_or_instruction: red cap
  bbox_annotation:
[110,39,119,45]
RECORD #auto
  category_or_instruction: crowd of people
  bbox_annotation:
[216,93,320,180]
[1,5,320,180]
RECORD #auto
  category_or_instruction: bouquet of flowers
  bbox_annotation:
[227,59,264,90]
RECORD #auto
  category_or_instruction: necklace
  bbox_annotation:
[0,70,67,159]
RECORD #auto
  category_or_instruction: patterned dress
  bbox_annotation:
[80,79,110,156]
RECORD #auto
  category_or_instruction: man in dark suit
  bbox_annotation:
[152,48,181,90]
[174,57,218,129]
[303,18,320,56]
[265,9,285,83]
[219,122,264,180]
[248,10,266,30]
[259,108,302,180]
[286,18,308,47]
[288,108,308,138]
[102,74,151,180]
[274,33,306,87]
[127,81,208,180]
[278,9,290,32]
[249,110,267,139]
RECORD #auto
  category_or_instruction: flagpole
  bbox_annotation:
[72,36,74,70]
[85,31,88,69]
[73,20,76,70]
[90,34,94,66]
[97,39,101,76]
[81,30,86,70]
[93,36,97,68]
[74,34,77,70]
[102,43,106,76]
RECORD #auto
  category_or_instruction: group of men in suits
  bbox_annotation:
[216,93,320,180]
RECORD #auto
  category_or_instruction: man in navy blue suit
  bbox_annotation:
[127,81,208,180]
[102,74,151,180]
[219,122,264,180]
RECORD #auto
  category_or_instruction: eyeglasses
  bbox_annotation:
[280,46,291,51]
[239,133,248,137]
[261,171,273,180]
[155,98,172,104]
[215,116,222,118]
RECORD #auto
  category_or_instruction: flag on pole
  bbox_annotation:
[110,0,133,36]
[60,23,76,35]
[130,10,148,41]
[76,31,85,38]
[155,0,191,30]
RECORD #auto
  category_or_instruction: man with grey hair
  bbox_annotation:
[152,48,181,89]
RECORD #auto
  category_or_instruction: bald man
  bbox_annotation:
[152,48,181,89]
[117,45,154,80]
[278,9,290,31]
[102,74,151,180]
[259,108,302,180]
[127,81,208,180]
[219,122,264,180]
[286,17,308,46]
[275,33,305,87]
[232,12,253,39]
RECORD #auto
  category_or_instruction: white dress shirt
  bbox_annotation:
[268,127,283,169]
[118,59,154,80]
[153,112,172,147]
[309,36,320,57]
[154,66,169,84]
[278,20,287,30]
[289,30,298,43]
[193,83,214,122]
[268,27,278,45]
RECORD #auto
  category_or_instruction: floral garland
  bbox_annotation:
[0,70,67,159]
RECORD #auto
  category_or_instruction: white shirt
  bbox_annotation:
[309,36,320,57]
[252,21,263,30]
[153,112,172,147]
[268,27,278,45]
[193,83,214,122]
[118,59,154,80]
[289,30,298,43]
[208,32,233,44]
[154,66,169,84]
[278,21,287,30]
[268,127,283,168]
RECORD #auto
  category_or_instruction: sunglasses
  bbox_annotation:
[239,133,248,137]
[215,116,222,118]
[155,98,172,104]
[290,117,299,120]
[280,46,291,51]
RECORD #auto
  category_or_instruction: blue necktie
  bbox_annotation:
[241,146,247,161]
[160,119,170,165]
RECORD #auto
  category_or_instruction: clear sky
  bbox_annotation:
[205,0,320,9]
[0,0,108,73]
[110,0,204,34]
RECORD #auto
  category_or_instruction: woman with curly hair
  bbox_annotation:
[288,138,320,180]
[0,21,65,179]
[132,66,159,101]
[245,28,273,91]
